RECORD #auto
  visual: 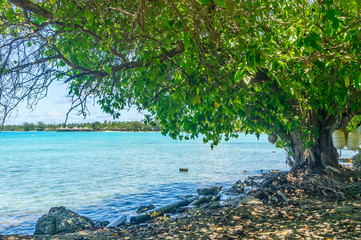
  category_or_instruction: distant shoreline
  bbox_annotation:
[1,121,161,132]
[1,130,161,132]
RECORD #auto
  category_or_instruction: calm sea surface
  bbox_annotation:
[0,132,289,234]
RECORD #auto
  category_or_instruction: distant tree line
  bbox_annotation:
[2,121,161,132]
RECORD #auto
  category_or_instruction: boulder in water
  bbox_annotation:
[35,206,95,235]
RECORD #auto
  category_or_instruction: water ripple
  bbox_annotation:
[0,132,292,235]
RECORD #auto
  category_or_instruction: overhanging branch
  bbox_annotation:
[9,0,54,20]
[8,0,184,78]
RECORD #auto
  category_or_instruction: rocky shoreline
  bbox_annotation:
[1,170,361,239]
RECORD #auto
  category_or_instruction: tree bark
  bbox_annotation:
[290,131,339,173]
[288,113,354,174]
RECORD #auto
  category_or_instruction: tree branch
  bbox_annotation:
[9,0,54,20]
[112,44,184,72]
[5,55,61,73]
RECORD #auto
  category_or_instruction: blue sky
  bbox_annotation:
[6,82,144,125]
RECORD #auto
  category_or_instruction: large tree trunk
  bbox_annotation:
[288,113,354,174]
[289,131,339,173]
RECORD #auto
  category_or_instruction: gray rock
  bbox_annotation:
[190,196,209,206]
[136,204,156,214]
[229,195,263,209]
[197,186,222,196]
[208,202,221,209]
[239,196,263,206]
[228,195,243,208]
[35,206,95,235]
[206,194,221,202]
[190,194,221,208]
[200,201,221,210]
[229,180,245,194]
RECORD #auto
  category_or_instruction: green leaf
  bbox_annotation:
[234,70,244,82]
[214,102,220,109]
[344,76,349,87]
[191,97,197,106]
[356,75,361,89]
[197,0,211,5]
[103,66,112,75]
[304,32,321,51]
[326,9,337,20]
[332,18,339,30]
[214,0,225,7]
[49,0,56,4]
[183,31,190,51]
[196,96,201,105]
[84,9,92,19]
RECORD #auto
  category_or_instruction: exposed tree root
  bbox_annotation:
[234,167,361,205]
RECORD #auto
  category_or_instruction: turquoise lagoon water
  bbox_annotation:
[0,132,289,235]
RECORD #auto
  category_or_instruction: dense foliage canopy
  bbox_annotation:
[1,0,360,171]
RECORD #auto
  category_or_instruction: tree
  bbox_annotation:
[36,121,46,131]
[91,121,102,130]
[1,0,360,176]
[22,122,34,131]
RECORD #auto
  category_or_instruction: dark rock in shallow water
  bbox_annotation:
[197,186,222,196]
[35,206,95,235]
[136,204,156,214]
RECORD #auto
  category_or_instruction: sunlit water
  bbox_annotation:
[0,131,328,235]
